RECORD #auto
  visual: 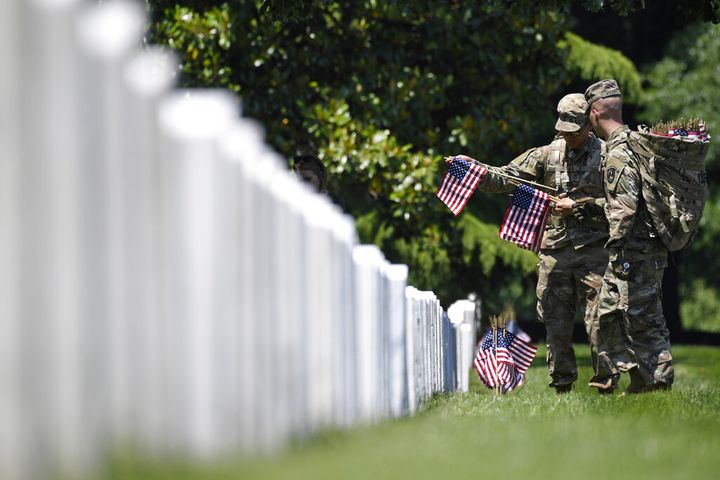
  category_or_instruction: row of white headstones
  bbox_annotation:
[0,1,479,479]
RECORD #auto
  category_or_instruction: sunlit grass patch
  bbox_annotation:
[108,345,720,480]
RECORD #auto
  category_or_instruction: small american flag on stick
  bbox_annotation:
[499,184,551,252]
[436,156,488,215]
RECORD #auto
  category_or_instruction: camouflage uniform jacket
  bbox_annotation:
[474,134,607,250]
[603,126,666,261]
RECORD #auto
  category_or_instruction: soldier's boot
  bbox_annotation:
[624,384,672,394]
[648,383,672,392]
[625,383,672,395]
[549,372,577,394]
[653,360,674,390]
[597,385,615,395]
[588,374,618,395]
[554,384,573,394]
[624,365,651,394]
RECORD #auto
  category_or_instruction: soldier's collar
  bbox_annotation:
[607,125,631,145]
[567,134,595,157]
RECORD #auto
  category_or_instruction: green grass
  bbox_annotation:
[108,345,720,480]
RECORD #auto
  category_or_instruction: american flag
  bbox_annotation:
[499,184,551,252]
[474,327,537,393]
[436,157,488,215]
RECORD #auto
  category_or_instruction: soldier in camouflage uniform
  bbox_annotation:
[584,79,674,394]
[449,94,609,393]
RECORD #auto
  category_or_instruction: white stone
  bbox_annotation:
[18,0,94,476]
[157,90,237,458]
[0,0,23,477]
[352,245,385,422]
[385,265,408,418]
[121,47,177,454]
[75,0,147,455]
[216,119,265,455]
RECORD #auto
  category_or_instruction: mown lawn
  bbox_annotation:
[109,345,720,480]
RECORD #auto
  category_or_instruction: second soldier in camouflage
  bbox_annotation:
[585,79,674,394]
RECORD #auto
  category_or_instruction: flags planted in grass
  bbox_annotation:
[436,156,488,215]
[499,183,551,252]
[474,327,537,393]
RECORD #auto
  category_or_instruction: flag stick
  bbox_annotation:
[498,315,507,395]
[444,155,563,204]
[499,171,603,205]
[487,169,558,194]
[491,315,500,396]
[443,155,557,194]
[505,177,562,204]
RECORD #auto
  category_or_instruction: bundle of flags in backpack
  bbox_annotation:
[651,118,711,142]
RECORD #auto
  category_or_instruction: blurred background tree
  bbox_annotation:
[143,0,720,337]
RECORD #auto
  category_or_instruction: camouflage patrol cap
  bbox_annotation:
[555,93,588,132]
[584,79,622,106]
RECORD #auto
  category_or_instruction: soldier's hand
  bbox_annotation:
[573,202,604,222]
[572,203,587,221]
[444,154,475,164]
[554,197,576,217]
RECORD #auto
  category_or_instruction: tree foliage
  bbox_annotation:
[144,0,720,323]
[560,32,641,102]
[581,0,720,22]
[144,0,578,318]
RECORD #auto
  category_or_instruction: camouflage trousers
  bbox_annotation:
[595,253,674,388]
[536,243,608,388]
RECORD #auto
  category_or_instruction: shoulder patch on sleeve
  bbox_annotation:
[604,152,626,192]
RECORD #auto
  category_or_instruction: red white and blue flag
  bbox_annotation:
[474,327,537,393]
[499,184,551,252]
[436,157,488,215]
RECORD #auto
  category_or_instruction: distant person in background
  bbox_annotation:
[293,154,328,194]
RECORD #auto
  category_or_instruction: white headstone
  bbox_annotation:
[157,90,237,457]
[447,299,476,393]
[74,0,147,452]
[385,264,408,418]
[121,47,177,453]
[247,150,285,453]
[352,245,385,422]
[302,196,340,431]
[0,0,23,477]
[331,214,358,427]
[19,0,94,476]
[404,287,418,414]
[269,174,310,443]
[458,324,474,392]
[216,119,266,455]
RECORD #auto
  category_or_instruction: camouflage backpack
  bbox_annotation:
[627,126,710,251]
